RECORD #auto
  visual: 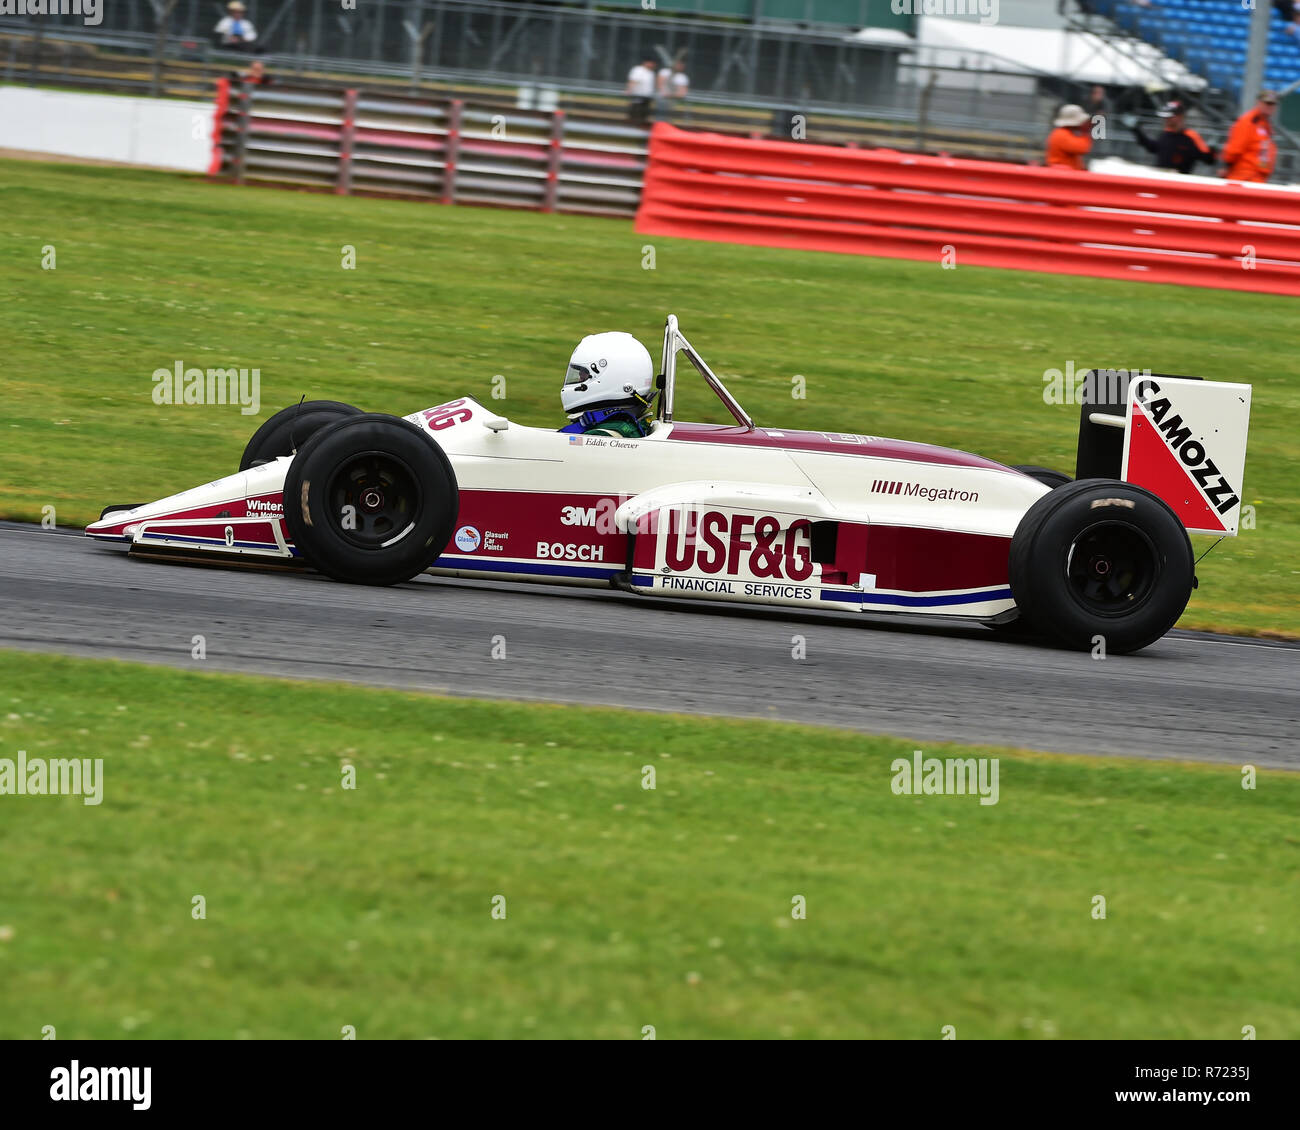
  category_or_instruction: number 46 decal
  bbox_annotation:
[422,399,473,431]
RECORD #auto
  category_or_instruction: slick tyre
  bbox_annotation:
[1008,478,1193,654]
[283,414,459,586]
[1011,464,1073,489]
[239,400,363,470]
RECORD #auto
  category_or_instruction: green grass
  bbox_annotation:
[1,650,1297,1039]
[0,159,1295,635]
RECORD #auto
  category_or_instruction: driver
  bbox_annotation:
[560,332,656,439]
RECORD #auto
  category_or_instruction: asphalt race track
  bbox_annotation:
[1,522,1295,768]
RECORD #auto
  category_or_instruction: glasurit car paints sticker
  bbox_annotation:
[1122,376,1251,536]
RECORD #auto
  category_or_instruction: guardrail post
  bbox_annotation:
[442,99,463,205]
[233,82,250,186]
[208,77,230,177]
[543,109,565,213]
[337,88,358,196]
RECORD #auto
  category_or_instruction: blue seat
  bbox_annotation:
[1113,0,1294,93]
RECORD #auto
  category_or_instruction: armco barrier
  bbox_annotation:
[212,83,646,217]
[635,123,1300,297]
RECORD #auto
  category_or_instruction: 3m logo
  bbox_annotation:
[872,480,906,494]
[560,505,597,527]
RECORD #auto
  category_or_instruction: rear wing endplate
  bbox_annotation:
[1076,370,1251,536]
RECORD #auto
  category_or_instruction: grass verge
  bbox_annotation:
[1,650,1296,1039]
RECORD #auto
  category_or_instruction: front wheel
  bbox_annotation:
[283,414,459,586]
[240,399,363,470]
[1008,479,1193,654]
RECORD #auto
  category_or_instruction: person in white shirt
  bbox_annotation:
[657,58,690,120]
[658,59,689,100]
[214,2,258,52]
[626,56,658,126]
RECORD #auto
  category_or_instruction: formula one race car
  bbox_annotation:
[86,316,1251,653]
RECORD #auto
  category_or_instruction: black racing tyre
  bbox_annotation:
[1008,478,1193,654]
[239,400,363,471]
[282,413,459,586]
[1012,464,1073,489]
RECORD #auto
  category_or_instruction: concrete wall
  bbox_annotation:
[0,87,213,172]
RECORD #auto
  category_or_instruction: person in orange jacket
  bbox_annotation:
[1046,104,1094,170]
[1222,90,1278,182]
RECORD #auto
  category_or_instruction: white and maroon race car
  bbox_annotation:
[86,316,1251,653]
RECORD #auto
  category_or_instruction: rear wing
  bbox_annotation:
[1075,371,1251,536]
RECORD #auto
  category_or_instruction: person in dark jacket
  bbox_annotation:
[1132,100,1216,175]
[1274,0,1300,36]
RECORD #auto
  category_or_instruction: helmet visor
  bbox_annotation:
[565,362,596,386]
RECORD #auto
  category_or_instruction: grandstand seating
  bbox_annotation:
[1090,0,1300,99]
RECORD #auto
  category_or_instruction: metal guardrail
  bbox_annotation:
[0,22,1046,162]
[4,29,1043,166]
[215,82,648,216]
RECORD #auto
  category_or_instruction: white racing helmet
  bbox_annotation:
[561,332,655,418]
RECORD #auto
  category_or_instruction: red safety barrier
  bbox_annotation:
[635,123,1300,296]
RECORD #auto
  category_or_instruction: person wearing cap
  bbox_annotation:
[1045,104,1094,171]
[1222,90,1278,182]
[1132,100,1216,175]
[214,2,258,51]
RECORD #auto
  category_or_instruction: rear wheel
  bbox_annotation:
[1012,464,1073,489]
[283,414,459,586]
[240,400,363,471]
[1008,478,1193,653]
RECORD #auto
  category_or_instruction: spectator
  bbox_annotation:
[231,58,272,88]
[1132,99,1215,174]
[1273,0,1300,36]
[659,58,690,101]
[656,57,690,122]
[1222,90,1278,182]
[1046,104,1094,170]
[213,2,258,52]
[1085,84,1107,121]
[1083,85,1110,153]
[626,55,658,127]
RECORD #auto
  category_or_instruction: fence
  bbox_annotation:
[213,81,648,215]
[0,22,1047,165]
[634,123,1300,296]
[8,0,912,108]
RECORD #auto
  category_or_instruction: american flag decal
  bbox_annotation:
[871,479,906,495]
[568,435,584,446]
